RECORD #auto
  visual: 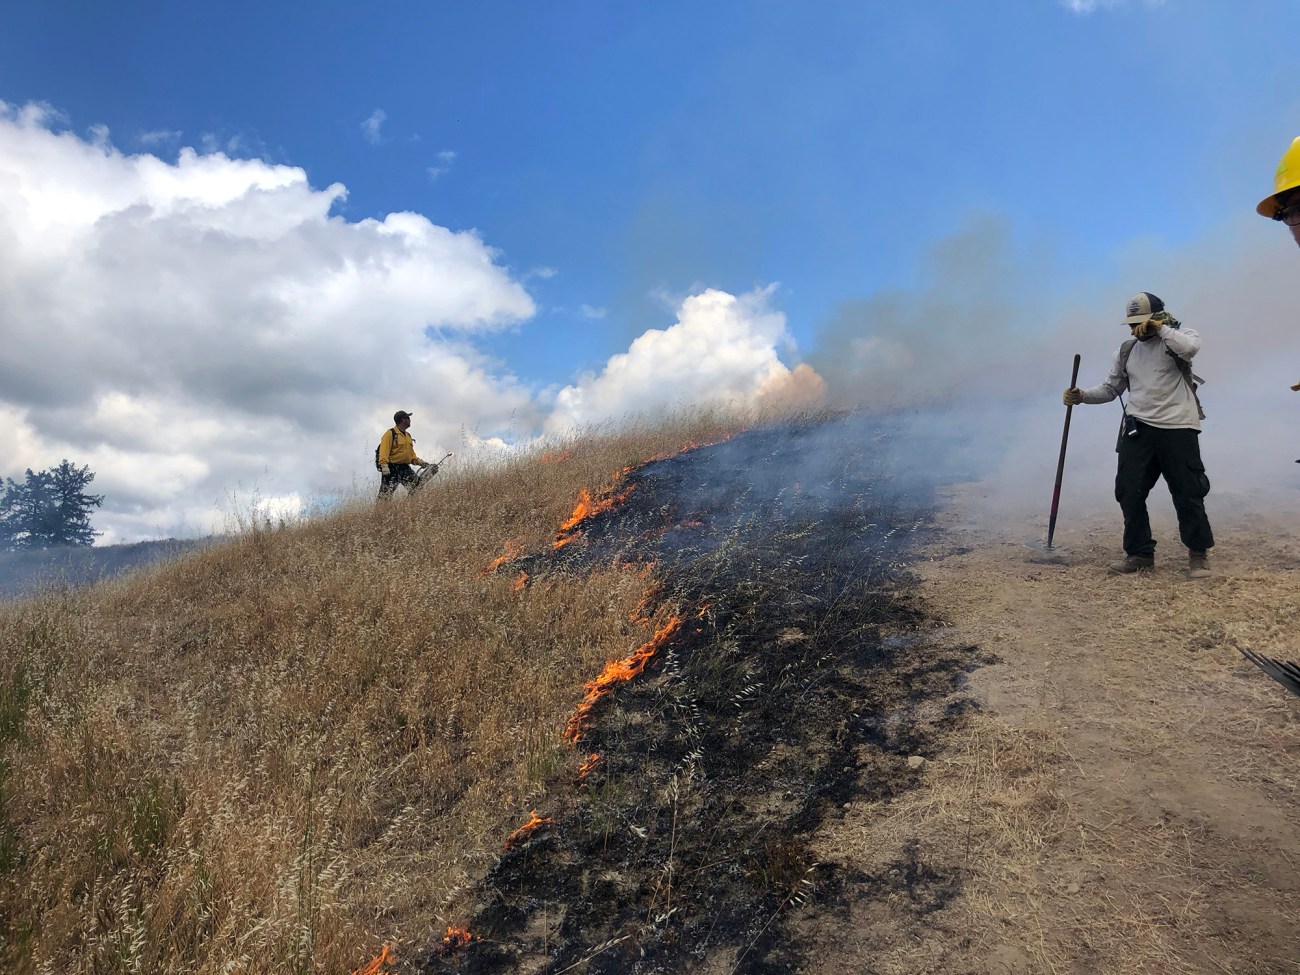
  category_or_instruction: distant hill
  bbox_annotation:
[0,537,213,599]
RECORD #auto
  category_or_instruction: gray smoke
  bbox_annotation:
[805,211,1300,535]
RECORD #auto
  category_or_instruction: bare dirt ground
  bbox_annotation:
[806,490,1300,975]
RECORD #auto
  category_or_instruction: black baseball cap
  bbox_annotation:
[393,410,413,422]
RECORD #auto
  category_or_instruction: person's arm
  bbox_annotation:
[1067,348,1128,405]
[378,430,394,467]
[1159,324,1201,360]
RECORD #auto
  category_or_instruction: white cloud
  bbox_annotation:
[361,108,386,145]
[545,287,824,434]
[0,103,538,541]
[579,304,607,319]
[1062,0,1167,13]
[139,129,182,146]
[427,149,456,181]
[0,102,818,543]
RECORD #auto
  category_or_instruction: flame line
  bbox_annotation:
[503,809,552,850]
[350,944,396,975]
[563,615,682,744]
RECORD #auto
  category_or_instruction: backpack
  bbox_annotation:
[1118,337,1206,421]
[375,428,399,471]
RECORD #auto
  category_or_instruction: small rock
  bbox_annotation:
[842,802,852,810]
[907,755,927,770]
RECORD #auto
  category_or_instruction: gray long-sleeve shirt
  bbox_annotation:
[1080,325,1202,431]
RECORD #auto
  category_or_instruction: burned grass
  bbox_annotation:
[426,416,985,973]
[0,409,990,974]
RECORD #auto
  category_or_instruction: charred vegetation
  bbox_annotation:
[428,415,983,974]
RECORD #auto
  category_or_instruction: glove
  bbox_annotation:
[1291,382,1300,392]
[380,463,391,475]
[1062,387,1083,406]
[1131,318,1160,339]
[417,460,429,468]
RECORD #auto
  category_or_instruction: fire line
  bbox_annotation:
[349,944,397,975]
[553,480,635,550]
[503,809,552,850]
[483,537,523,575]
[442,927,479,951]
[563,614,683,744]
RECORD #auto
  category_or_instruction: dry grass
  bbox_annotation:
[0,412,745,975]
[811,505,1300,975]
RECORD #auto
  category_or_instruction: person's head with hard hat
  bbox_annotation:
[1257,137,1300,250]
[1258,138,1300,394]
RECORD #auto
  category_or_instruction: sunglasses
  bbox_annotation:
[1275,199,1300,227]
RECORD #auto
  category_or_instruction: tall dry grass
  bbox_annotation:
[0,412,745,974]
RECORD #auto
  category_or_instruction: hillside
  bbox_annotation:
[0,538,212,601]
[1,412,1296,975]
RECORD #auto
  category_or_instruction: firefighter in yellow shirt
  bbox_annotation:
[377,410,430,498]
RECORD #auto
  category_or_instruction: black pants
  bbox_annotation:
[378,463,418,498]
[1114,420,1213,557]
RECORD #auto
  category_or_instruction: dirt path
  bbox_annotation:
[807,493,1300,974]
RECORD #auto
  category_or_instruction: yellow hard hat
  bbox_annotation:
[1257,136,1300,218]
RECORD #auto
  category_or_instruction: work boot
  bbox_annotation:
[1107,555,1154,575]
[1187,550,1211,580]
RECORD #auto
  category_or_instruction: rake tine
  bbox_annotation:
[1233,640,1300,696]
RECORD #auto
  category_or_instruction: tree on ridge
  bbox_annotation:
[0,460,104,550]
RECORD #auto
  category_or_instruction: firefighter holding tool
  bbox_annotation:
[377,410,431,499]
[1062,292,1214,580]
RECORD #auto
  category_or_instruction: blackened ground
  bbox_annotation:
[417,413,986,974]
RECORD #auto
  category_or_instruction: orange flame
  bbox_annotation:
[484,537,524,575]
[350,944,397,975]
[563,614,683,743]
[503,809,552,850]
[547,437,734,551]
[578,752,601,780]
[512,571,529,592]
[442,926,478,950]
[539,448,576,464]
[553,481,635,550]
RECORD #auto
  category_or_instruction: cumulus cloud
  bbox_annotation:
[0,101,537,541]
[361,108,386,145]
[545,287,825,434]
[0,102,816,544]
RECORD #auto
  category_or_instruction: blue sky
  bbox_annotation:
[2,0,1299,541]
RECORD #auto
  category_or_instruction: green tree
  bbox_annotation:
[0,461,104,550]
